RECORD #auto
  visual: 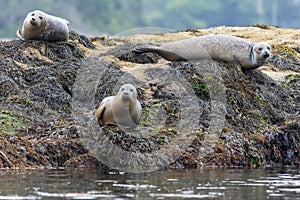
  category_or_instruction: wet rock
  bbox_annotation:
[69,31,96,50]
[63,154,104,168]
[109,43,159,63]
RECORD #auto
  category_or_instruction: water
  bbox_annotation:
[0,168,299,199]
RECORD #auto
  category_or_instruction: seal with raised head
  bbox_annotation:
[95,84,142,129]
[133,34,272,70]
[16,10,69,42]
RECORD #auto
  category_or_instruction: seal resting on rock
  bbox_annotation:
[133,34,272,70]
[95,84,142,129]
[16,10,69,42]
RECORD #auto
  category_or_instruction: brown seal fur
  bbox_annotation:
[95,84,142,129]
[16,10,69,42]
[133,34,272,70]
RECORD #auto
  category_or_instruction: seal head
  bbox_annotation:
[119,84,137,102]
[252,42,272,66]
[16,10,47,41]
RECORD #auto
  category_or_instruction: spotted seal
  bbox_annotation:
[16,10,69,42]
[95,84,142,129]
[133,34,272,70]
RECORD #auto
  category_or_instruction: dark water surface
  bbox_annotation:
[0,167,299,199]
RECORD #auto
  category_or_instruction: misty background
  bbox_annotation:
[1,0,300,38]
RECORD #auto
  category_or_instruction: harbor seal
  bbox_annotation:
[95,84,142,129]
[133,34,272,70]
[16,10,69,42]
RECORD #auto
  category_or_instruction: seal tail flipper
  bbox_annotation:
[16,29,25,41]
[61,19,70,26]
[133,45,186,61]
[132,44,161,53]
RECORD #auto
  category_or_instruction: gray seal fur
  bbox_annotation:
[16,10,69,42]
[133,34,272,70]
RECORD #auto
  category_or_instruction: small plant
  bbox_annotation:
[25,98,31,105]
[284,74,297,88]
[190,82,209,100]
[0,110,27,135]
[228,96,235,104]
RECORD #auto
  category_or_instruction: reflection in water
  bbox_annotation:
[0,168,299,199]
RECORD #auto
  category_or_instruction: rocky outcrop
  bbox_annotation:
[0,26,299,170]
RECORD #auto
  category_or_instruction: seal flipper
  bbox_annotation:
[16,29,25,41]
[130,102,142,125]
[133,45,186,61]
[95,105,106,126]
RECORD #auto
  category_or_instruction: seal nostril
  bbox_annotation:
[263,53,270,59]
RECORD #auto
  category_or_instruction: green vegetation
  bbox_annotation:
[191,82,209,100]
[1,0,300,38]
[0,110,27,135]
[284,74,297,88]
[228,96,235,104]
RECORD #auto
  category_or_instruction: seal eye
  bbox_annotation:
[130,89,134,92]
[258,47,263,51]
[31,13,35,16]
[39,16,43,20]
[267,46,271,50]
[121,88,125,91]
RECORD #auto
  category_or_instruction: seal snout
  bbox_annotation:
[263,51,270,59]
[30,18,37,25]
[121,92,130,101]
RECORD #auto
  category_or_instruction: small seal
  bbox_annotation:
[133,34,272,70]
[95,84,142,129]
[16,10,69,42]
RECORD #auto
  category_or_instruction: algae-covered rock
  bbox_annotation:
[0,26,299,169]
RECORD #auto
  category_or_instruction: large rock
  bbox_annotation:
[0,26,299,170]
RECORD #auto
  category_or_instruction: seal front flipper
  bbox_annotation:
[233,63,245,75]
[133,45,186,61]
[95,103,106,126]
[16,29,25,41]
[130,101,142,125]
